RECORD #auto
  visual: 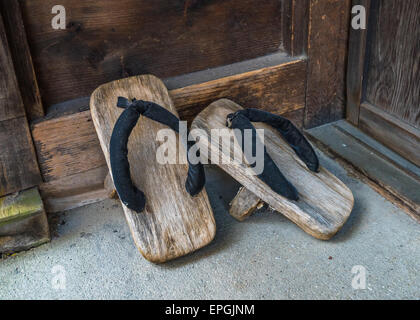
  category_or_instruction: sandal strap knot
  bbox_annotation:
[109,96,205,213]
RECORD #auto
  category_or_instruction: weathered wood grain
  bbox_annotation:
[0,13,25,122]
[0,187,50,253]
[0,187,43,224]
[39,166,109,213]
[282,0,310,56]
[32,60,306,183]
[0,0,44,120]
[346,0,420,168]
[304,0,351,128]
[191,99,354,240]
[365,0,420,129]
[31,111,106,182]
[43,188,109,215]
[0,117,42,196]
[91,74,216,262]
[359,103,420,167]
[229,186,263,221]
[346,0,371,125]
[21,0,285,107]
[0,212,50,254]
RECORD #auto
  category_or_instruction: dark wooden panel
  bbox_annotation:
[359,103,420,167]
[32,60,306,182]
[304,0,351,128]
[0,117,42,196]
[21,0,285,107]
[346,0,371,125]
[0,13,25,122]
[0,187,50,253]
[0,0,44,121]
[365,0,420,129]
[282,0,309,56]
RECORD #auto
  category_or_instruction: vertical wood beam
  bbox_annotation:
[304,0,351,128]
[0,13,41,196]
[0,0,44,121]
[346,0,371,125]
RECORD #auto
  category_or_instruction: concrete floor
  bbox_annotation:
[1,150,419,299]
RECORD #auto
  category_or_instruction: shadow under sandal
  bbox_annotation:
[90,75,216,263]
[191,99,354,240]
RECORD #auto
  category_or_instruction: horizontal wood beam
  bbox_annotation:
[282,0,310,56]
[0,13,25,122]
[0,117,42,196]
[346,0,371,125]
[304,0,351,128]
[359,102,420,167]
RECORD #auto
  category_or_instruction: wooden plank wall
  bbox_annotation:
[0,13,41,196]
[364,0,419,129]
[20,0,286,108]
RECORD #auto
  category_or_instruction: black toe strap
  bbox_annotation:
[226,108,319,201]
[110,97,205,213]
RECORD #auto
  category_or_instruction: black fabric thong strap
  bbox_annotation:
[226,108,319,201]
[109,97,205,213]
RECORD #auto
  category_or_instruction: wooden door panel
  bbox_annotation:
[347,0,420,165]
[365,0,420,129]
